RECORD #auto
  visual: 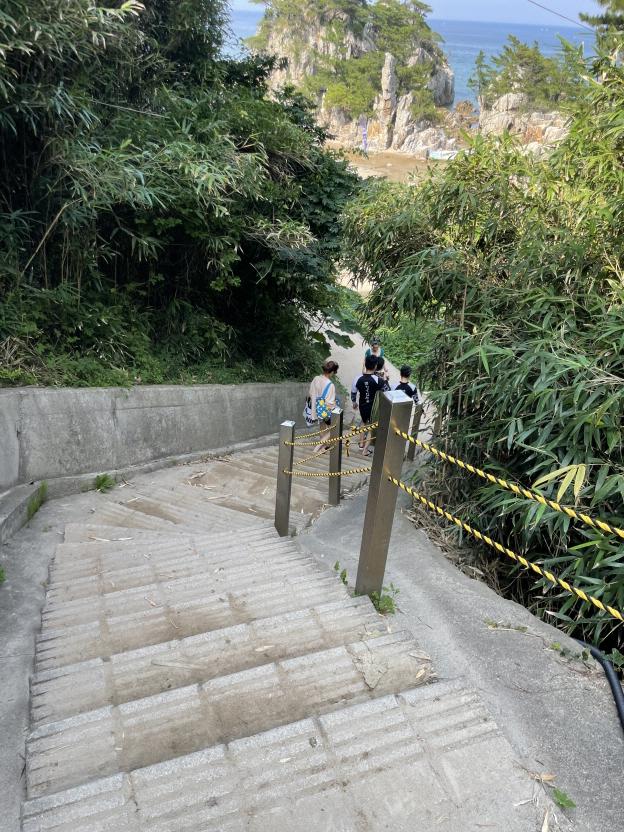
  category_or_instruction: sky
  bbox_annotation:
[230,0,603,26]
[425,0,601,25]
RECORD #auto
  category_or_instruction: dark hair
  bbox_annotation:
[400,365,412,378]
[322,359,339,374]
[371,337,381,346]
[364,354,378,371]
[375,356,385,370]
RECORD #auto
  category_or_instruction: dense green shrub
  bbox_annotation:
[343,50,624,648]
[470,36,585,109]
[0,0,358,386]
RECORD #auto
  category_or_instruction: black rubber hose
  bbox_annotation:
[576,639,624,735]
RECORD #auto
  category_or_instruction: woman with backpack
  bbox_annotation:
[306,360,340,452]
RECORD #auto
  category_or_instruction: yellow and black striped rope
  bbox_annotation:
[396,431,624,542]
[284,466,372,479]
[285,422,379,448]
[389,476,624,624]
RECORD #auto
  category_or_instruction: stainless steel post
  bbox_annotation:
[328,407,344,506]
[275,420,296,537]
[355,391,413,597]
[406,404,423,462]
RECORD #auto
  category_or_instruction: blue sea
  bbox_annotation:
[226,7,591,105]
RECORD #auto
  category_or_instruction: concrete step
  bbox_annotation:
[90,496,267,535]
[26,632,431,798]
[165,465,326,519]
[229,449,370,493]
[64,523,270,543]
[40,554,323,630]
[209,452,332,495]
[35,572,349,671]
[46,542,308,603]
[88,502,184,533]
[114,489,266,532]
[31,597,387,726]
[22,680,545,832]
[48,531,288,589]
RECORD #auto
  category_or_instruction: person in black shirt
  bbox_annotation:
[375,356,391,392]
[393,364,422,405]
[351,354,380,453]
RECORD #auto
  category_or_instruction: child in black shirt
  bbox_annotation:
[393,364,421,405]
[351,354,380,452]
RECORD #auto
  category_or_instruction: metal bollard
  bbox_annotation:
[406,404,423,462]
[328,408,344,506]
[355,391,413,597]
[275,420,295,537]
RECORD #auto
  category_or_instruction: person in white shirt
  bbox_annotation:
[308,359,340,451]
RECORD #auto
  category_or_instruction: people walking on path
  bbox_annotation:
[393,365,422,405]
[351,354,380,455]
[362,337,384,372]
[374,355,391,391]
[308,359,340,451]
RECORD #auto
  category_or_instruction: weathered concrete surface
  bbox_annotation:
[22,681,561,832]
[0,487,118,832]
[0,483,40,545]
[0,382,307,492]
[0,452,369,830]
[5,449,569,832]
[298,488,624,832]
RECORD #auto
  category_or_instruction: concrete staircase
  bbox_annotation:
[20,445,558,831]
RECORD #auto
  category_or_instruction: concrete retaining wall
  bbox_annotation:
[0,383,307,495]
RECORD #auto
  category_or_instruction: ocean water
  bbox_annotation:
[227,7,591,105]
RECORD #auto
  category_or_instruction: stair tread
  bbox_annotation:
[42,553,321,623]
[48,538,300,600]
[31,597,386,726]
[35,572,350,671]
[22,680,541,832]
[26,632,432,798]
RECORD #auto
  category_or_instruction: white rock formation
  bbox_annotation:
[256,12,455,156]
[479,93,569,150]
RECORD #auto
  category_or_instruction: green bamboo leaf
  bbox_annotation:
[573,464,586,499]
[556,467,577,502]
[533,466,574,489]
[479,346,490,375]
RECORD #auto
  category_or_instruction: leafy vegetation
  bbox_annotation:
[94,474,116,493]
[27,483,48,521]
[370,583,400,615]
[552,789,577,811]
[249,0,442,121]
[0,0,358,388]
[374,316,441,377]
[470,36,585,109]
[581,0,624,46]
[334,560,349,585]
[0,566,5,585]
[343,46,624,650]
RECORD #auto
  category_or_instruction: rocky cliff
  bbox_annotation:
[479,93,569,155]
[321,52,457,155]
[251,2,456,156]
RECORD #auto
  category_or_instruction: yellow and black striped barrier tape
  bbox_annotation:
[396,431,624,542]
[284,466,372,478]
[285,422,379,448]
[389,476,624,624]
